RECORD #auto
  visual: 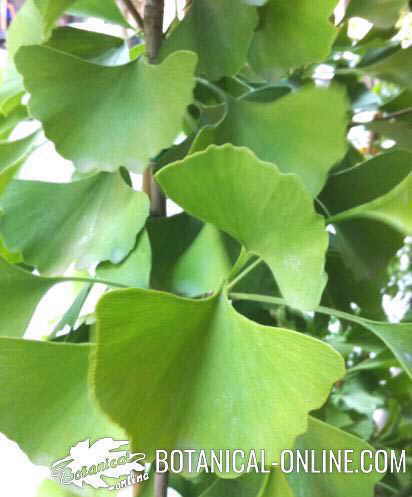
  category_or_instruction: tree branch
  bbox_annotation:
[144,0,165,62]
[139,0,167,493]
[121,0,144,30]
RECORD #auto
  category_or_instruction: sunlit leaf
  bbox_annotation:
[202,86,348,196]
[93,288,345,471]
[157,145,329,310]
[0,173,149,274]
[0,337,122,465]
[15,47,197,173]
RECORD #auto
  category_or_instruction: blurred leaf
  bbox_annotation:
[346,0,407,28]
[67,0,128,27]
[361,46,412,88]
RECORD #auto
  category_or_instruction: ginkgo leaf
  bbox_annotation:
[92,288,345,471]
[207,86,348,196]
[33,0,74,38]
[346,0,407,28]
[0,132,38,194]
[0,257,56,337]
[0,173,149,274]
[323,218,403,319]
[0,337,123,465]
[7,0,46,58]
[200,417,381,496]
[147,213,236,296]
[264,417,382,497]
[249,0,338,81]
[360,46,412,88]
[325,151,412,234]
[158,0,258,81]
[156,145,329,310]
[15,47,197,173]
[96,229,151,288]
[45,27,129,65]
[67,0,128,27]
[360,320,412,380]
[320,152,412,318]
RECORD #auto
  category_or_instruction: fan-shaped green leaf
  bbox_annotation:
[147,213,236,296]
[208,86,348,196]
[156,145,328,310]
[15,47,197,173]
[0,257,56,337]
[326,151,412,234]
[0,173,149,274]
[45,27,129,65]
[0,337,122,465]
[264,417,382,497]
[93,288,345,471]
[96,229,151,288]
[67,0,128,27]
[159,0,258,81]
[249,0,338,81]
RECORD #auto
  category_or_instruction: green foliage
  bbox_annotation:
[1,1,412,496]
[93,288,344,470]
[159,0,258,80]
[0,173,149,273]
[0,338,122,465]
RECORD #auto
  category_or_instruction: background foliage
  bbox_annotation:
[0,0,411,496]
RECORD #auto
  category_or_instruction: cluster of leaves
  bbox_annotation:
[0,0,411,496]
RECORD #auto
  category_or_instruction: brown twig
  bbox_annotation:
[144,0,165,62]
[121,0,144,30]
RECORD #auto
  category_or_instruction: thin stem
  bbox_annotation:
[349,106,412,127]
[196,77,229,106]
[57,276,128,289]
[226,258,263,291]
[229,292,366,326]
[142,4,168,496]
[154,468,169,497]
[121,0,144,30]
[143,163,166,217]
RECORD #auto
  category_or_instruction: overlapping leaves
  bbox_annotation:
[93,288,344,471]
[157,144,328,309]
[159,0,258,80]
